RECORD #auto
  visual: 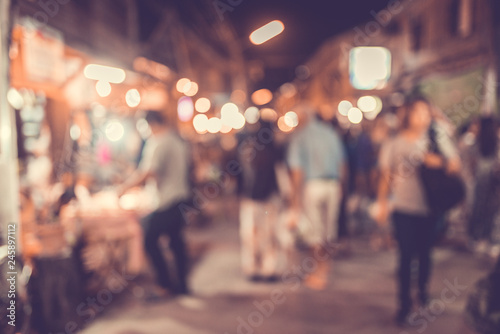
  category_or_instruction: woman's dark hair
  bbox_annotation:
[400,96,432,130]
[145,110,166,126]
[478,116,498,158]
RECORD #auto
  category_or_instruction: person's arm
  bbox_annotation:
[117,139,157,196]
[290,168,304,210]
[376,167,391,226]
[340,162,348,193]
[286,138,305,229]
[117,169,153,196]
[375,140,393,226]
[435,123,462,174]
[336,134,348,193]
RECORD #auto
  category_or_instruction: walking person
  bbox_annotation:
[237,120,285,281]
[287,102,346,290]
[376,97,461,325]
[118,110,191,296]
[467,116,500,258]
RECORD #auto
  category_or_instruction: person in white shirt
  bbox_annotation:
[119,110,191,296]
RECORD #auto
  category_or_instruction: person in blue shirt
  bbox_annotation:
[287,102,347,290]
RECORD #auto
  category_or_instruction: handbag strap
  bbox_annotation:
[428,124,440,154]
[427,123,449,167]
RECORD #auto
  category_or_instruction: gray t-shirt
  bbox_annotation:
[140,131,190,210]
[379,127,458,215]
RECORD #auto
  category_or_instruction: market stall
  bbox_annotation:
[6,17,173,333]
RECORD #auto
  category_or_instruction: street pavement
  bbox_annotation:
[80,204,491,334]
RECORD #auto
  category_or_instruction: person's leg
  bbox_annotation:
[143,210,172,290]
[303,181,329,289]
[260,196,280,278]
[164,202,190,294]
[302,180,326,247]
[393,212,418,319]
[417,214,436,305]
[469,178,487,241]
[168,228,189,294]
[325,180,342,245]
[240,198,258,278]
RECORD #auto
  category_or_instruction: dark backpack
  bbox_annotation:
[419,125,466,214]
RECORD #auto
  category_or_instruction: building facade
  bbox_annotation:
[296,0,496,126]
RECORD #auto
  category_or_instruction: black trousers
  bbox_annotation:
[143,201,189,293]
[392,211,436,310]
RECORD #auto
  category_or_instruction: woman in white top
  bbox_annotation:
[376,96,461,325]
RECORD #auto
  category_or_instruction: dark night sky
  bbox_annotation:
[226,0,394,90]
[140,0,396,91]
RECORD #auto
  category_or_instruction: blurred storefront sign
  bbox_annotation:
[419,67,493,127]
[20,18,65,85]
[295,0,497,124]
[349,46,391,90]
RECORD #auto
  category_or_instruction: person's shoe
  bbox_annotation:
[248,274,263,282]
[304,272,327,290]
[262,275,280,283]
[144,287,171,303]
[395,308,411,327]
[489,244,500,259]
[174,286,191,296]
[418,291,429,307]
[475,240,489,255]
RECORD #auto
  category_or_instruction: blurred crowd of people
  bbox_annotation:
[14,93,500,329]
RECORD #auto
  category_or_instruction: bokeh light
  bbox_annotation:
[364,97,383,120]
[260,108,278,122]
[7,88,24,109]
[184,82,199,96]
[136,118,151,138]
[284,111,299,128]
[126,89,141,108]
[347,107,363,124]
[178,97,194,122]
[350,47,391,90]
[195,98,211,113]
[232,113,246,130]
[105,120,124,142]
[357,96,377,112]
[249,20,285,45]
[338,100,353,116]
[244,107,260,124]
[176,78,191,93]
[96,81,111,97]
[251,89,273,106]
[70,124,81,141]
[230,89,247,104]
[221,103,239,118]
[193,114,209,134]
[221,103,245,130]
[207,117,222,134]
[84,64,126,83]
[278,116,293,132]
[279,83,297,98]
[220,124,232,134]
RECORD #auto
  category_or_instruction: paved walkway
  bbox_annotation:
[79,213,491,334]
